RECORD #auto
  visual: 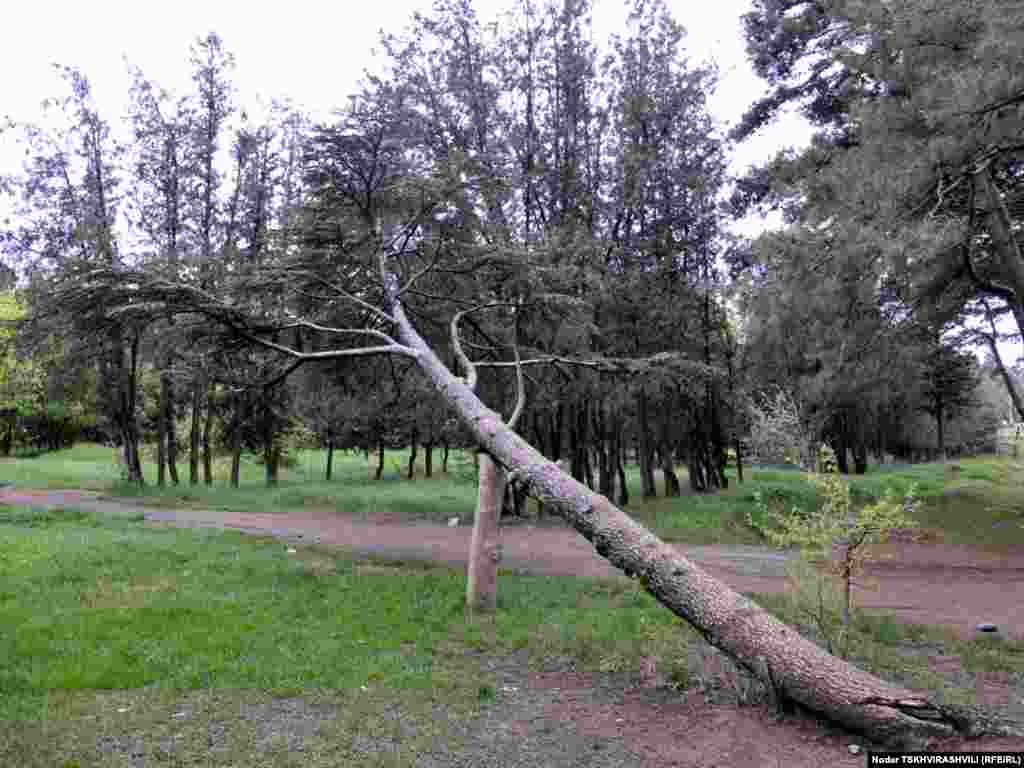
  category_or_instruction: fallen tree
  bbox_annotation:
[56,264,1024,748]
[384,278,1023,748]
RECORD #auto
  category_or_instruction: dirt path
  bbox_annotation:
[6,486,1024,639]
[5,486,1024,764]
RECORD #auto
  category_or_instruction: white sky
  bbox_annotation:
[0,0,810,227]
[1,0,1018,367]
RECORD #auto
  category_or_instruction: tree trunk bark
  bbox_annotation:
[976,169,1024,338]
[407,428,418,480]
[659,409,681,497]
[326,438,334,481]
[984,332,1024,421]
[852,442,868,475]
[614,432,629,507]
[389,298,1022,747]
[265,440,279,487]
[596,405,614,497]
[202,383,214,485]
[637,391,657,499]
[120,332,144,485]
[442,440,449,473]
[264,400,278,488]
[424,440,434,478]
[189,376,202,485]
[936,407,946,461]
[157,369,168,488]
[466,453,504,615]
[167,377,180,485]
[230,443,241,488]
[375,439,385,480]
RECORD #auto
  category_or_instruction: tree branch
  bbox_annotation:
[301,270,394,325]
[234,327,417,362]
[267,319,398,346]
[506,311,525,429]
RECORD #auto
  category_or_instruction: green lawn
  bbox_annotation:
[1,444,1023,547]
[0,505,692,722]
[1,503,1020,765]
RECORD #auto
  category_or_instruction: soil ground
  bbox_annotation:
[4,486,1024,765]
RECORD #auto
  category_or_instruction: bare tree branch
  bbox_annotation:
[397,244,443,297]
[233,327,417,362]
[506,311,525,428]
[269,319,399,346]
[302,271,394,325]
[450,304,511,391]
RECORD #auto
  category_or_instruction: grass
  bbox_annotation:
[0,443,125,489]
[752,588,1024,706]
[1,500,1021,765]
[0,503,697,766]
[2,444,1024,548]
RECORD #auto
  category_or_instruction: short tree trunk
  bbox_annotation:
[230,443,241,488]
[266,444,279,487]
[325,439,334,481]
[466,453,504,615]
[407,428,418,480]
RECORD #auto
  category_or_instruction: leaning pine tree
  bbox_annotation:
[55,254,1024,749]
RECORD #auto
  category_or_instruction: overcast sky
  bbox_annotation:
[0,0,813,219]
[2,0,1018,366]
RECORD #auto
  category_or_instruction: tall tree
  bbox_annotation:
[918,334,978,458]
[733,0,1024,342]
[1,66,145,481]
[185,33,235,485]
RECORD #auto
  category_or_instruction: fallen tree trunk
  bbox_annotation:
[73,265,1024,748]
[389,297,1024,749]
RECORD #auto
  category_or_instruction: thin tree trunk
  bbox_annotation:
[165,369,180,485]
[593,404,613,497]
[267,445,280,487]
[157,370,168,488]
[976,169,1024,338]
[189,377,202,485]
[390,297,1023,745]
[637,392,657,499]
[202,383,214,485]
[407,428,418,480]
[466,453,504,615]
[442,440,449,473]
[120,331,144,485]
[981,301,1024,420]
[424,440,434,478]
[614,432,629,507]
[936,407,946,461]
[375,440,385,480]
[325,438,334,481]
[230,443,241,488]
[659,405,681,497]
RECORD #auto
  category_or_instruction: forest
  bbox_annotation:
[1,0,1023,747]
